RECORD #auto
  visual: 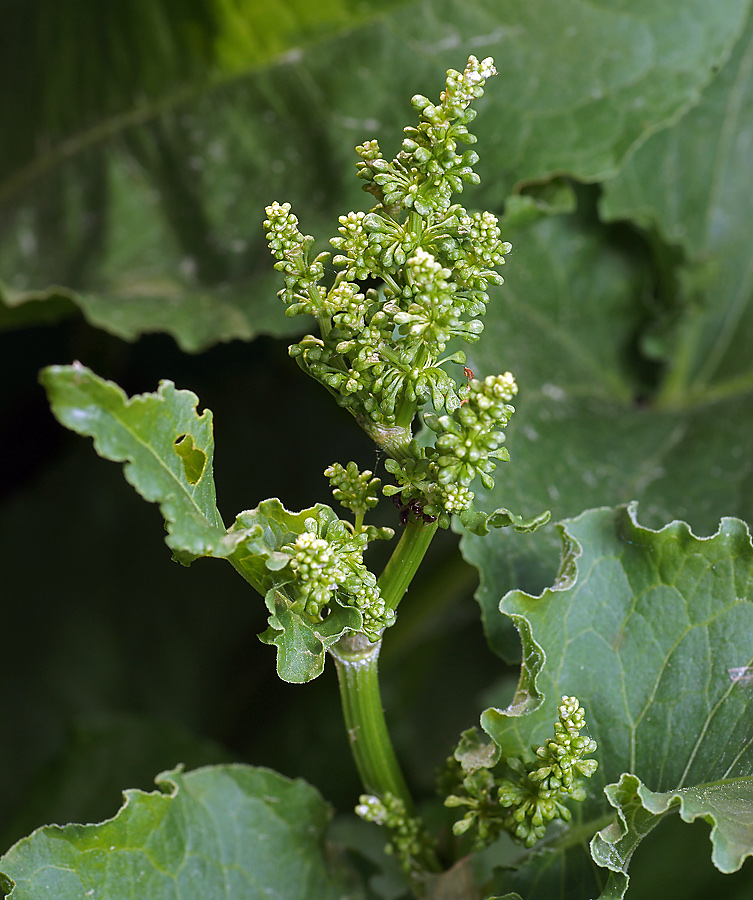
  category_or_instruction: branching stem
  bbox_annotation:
[330,516,439,828]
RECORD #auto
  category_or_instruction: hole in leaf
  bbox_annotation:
[173,433,207,485]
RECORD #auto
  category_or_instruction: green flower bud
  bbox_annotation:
[288,531,345,619]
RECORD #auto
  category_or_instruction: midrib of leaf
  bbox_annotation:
[722,733,753,780]
[678,660,753,787]
[620,596,753,788]
[502,286,634,403]
[692,22,753,393]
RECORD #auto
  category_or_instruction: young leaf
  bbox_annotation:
[228,499,384,682]
[258,586,362,683]
[40,363,232,562]
[476,504,753,898]
[228,499,343,594]
[0,764,365,900]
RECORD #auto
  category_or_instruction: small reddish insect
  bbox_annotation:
[461,365,474,405]
[392,494,437,526]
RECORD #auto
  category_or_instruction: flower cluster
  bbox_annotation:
[355,792,435,880]
[356,55,497,217]
[286,531,345,619]
[382,372,518,522]
[444,696,598,850]
[264,56,512,453]
[262,201,328,314]
[325,461,395,541]
[282,515,394,639]
[265,56,536,535]
[428,372,517,490]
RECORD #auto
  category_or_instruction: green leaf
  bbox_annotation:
[228,499,365,682]
[32,376,368,682]
[475,504,753,898]
[600,7,753,401]
[0,764,365,900]
[454,727,502,774]
[3,0,748,347]
[1,715,229,851]
[0,283,77,330]
[460,505,551,537]
[228,498,340,594]
[259,586,362,683]
[592,773,753,894]
[40,362,233,561]
[461,190,753,659]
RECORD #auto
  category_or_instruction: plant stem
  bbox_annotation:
[330,514,442,880]
[331,519,439,794]
[330,633,414,810]
[378,518,439,611]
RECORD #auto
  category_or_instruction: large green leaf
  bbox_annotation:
[459,5,753,636]
[475,504,753,899]
[0,715,228,852]
[460,189,753,659]
[600,6,753,400]
[0,764,365,900]
[2,0,748,347]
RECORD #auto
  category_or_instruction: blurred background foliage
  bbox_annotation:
[2,2,753,895]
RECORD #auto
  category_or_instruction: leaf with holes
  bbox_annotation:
[40,362,232,562]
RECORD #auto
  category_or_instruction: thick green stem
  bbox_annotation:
[330,633,414,811]
[330,515,439,810]
[378,518,439,610]
[331,512,441,881]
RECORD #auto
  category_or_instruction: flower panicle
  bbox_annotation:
[282,512,394,639]
[356,792,436,880]
[264,57,537,531]
[442,695,598,851]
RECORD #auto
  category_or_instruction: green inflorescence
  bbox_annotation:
[281,512,395,639]
[264,56,521,527]
[444,696,598,850]
[355,791,437,881]
[324,460,394,541]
